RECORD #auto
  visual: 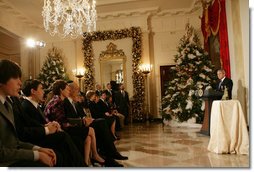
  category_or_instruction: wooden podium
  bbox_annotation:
[200,89,223,136]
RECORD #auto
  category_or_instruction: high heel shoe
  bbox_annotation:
[91,158,105,167]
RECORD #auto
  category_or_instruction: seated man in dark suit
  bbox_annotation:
[216,69,233,99]
[90,90,118,139]
[18,79,85,166]
[65,82,128,163]
[0,59,55,167]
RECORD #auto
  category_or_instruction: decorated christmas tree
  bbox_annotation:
[37,46,69,90]
[162,24,217,124]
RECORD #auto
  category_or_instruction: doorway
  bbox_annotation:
[160,65,176,98]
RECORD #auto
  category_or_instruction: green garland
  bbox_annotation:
[82,27,145,121]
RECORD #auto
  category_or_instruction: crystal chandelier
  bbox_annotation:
[42,0,97,38]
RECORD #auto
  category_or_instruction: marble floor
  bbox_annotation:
[114,122,249,168]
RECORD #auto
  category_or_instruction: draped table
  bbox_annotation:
[207,100,249,154]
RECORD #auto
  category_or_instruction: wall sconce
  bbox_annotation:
[26,39,46,48]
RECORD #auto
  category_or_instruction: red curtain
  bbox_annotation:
[201,6,210,51]
[218,0,231,78]
[208,0,220,35]
[201,0,231,78]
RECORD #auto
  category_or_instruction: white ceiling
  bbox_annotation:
[0,0,197,29]
[0,0,199,51]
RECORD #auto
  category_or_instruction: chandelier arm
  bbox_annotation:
[42,0,97,38]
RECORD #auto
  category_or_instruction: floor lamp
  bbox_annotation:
[140,64,151,121]
[73,68,85,91]
[75,74,83,90]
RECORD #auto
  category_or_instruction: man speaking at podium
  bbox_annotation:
[216,69,233,99]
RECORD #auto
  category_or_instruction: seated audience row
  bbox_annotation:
[0,59,127,167]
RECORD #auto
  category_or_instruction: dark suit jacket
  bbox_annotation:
[63,98,84,126]
[95,90,102,96]
[105,89,114,102]
[0,98,35,166]
[75,102,87,118]
[21,99,47,125]
[216,77,233,99]
[96,99,110,118]
[10,97,47,144]
[105,89,113,97]
[114,90,130,116]
[87,100,102,119]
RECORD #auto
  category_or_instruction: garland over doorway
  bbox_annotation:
[82,27,145,121]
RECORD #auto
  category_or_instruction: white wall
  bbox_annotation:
[226,0,249,124]
[239,0,249,124]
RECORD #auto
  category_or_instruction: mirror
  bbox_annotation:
[83,27,145,122]
[99,42,126,88]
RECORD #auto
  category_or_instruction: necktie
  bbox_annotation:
[218,80,223,90]
[4,101,9,112]
[37,105,46,121]
[6,97,13,105]
[104,100,108,107]
[72,102,77,113]
[5,97,13,112]
[122,91,125,97]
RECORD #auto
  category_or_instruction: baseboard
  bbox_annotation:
[150,118,163,123]
[131,117,163,123]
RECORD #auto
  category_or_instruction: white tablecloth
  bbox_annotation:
[207,100,249,154]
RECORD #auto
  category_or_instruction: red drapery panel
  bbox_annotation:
[208,0,220,35]
[201,0,231,78]
[218,0,231,78]
[201,7,210,51]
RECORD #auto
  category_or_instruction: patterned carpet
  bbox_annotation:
[114,122,249,168]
